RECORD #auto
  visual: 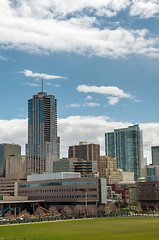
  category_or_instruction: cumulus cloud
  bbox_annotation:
[10,0,131,18]
[0,118,27,154]
[20,69,66,80]
[0,116,158,163]
[130,0,159,18]
[0,0,159,58]
[107,96,119,105]
[77,85,133,105]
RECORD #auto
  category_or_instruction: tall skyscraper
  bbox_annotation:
[26,89,59,174]
[0,143,21,177]
[105,125,143,180]
[151,146,159,165]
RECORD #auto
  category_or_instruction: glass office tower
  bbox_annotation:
[26,91,59,174]
[105,125,143,180]
[151,146,159,165]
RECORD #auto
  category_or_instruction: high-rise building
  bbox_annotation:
[26,90,59,174]
[151,146,159,165]
[0,143,21,177]
[105,125,143,180]
[68,141,100,173]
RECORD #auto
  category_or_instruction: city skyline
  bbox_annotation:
[0,1,159,162]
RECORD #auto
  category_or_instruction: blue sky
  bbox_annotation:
[0,0,159,161]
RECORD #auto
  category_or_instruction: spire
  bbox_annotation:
[42,78,43,92]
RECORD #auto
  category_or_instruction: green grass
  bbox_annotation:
[0,217,159,240]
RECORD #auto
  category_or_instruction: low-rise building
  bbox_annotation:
[18,172,107,213]
[136,176,159,209]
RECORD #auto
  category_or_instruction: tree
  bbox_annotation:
[136,202,142,213]
[61,206,72,217]
[98,205,106,214]
[34,207,45,218]
[73,205,85,216]
[109,202,119,213]
[48,206,60,216]
[87,206,96,215]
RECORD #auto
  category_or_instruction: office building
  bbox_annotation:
[105,125,143,180]
[26,90,60,175]
[151,146,159,165]
[6,155,26,176]
[18,172,107,213]
[68,142,100,172]
[53,157,97,176]
[137,176,159,209]
[0,143,21,177]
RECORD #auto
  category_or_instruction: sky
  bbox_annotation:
[0,0,159,162]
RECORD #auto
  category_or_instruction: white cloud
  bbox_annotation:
[130,0,159,18]
[68,103,80,108]
[83,102,100,107]
[0,1,159,58]
[23,82,39,87]
[20,69,66,80]
[77,84,133,105]
[77,85,132,98]
[0,116,158,164]
[107,96,119,105]
[0,118,27,154]
[85,96,92,101]
[47,83,61,87]
[10,0,131,18]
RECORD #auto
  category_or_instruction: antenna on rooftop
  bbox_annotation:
[42,78,43,92]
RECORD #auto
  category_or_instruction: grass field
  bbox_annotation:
[0,217,159,240]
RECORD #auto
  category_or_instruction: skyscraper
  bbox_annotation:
[105,125,143,180]
[151,146,159,165]
[26,89,59,174]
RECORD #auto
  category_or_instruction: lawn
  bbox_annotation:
[0,217,159,240]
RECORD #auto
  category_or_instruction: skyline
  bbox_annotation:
[0,1,159,162]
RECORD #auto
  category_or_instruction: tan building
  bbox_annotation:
[0,143,21,177]
[99,156,134,185]
[6,155,26,176]
[99,156,122,185]
[0,174,26,197]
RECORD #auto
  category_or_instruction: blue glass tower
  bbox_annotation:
[105,125,143,180]
[26,91,59,174]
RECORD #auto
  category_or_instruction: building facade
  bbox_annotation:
[99,156,123,185]
[105,125,143,180]
[151,146,159,165]
[136,176,159,209]
[53,158,97,176]
[68,142,100,172]
[0,143,21,177]
[26,91,59,175]
[18,172,107,213]
[6,155,26,176]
